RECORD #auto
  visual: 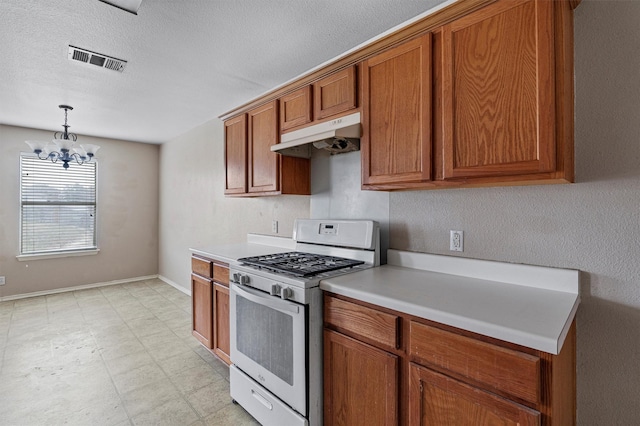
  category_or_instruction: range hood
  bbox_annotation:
[271,112,361,158]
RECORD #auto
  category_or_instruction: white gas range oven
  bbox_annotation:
[229,219,380,426]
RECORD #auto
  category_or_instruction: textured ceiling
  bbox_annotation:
[0,0,446,144]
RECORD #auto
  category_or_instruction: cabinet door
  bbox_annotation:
[362,34,432,186]
[409,363,540,426]
[224,114,247,195]
[281,86,312,131]
[314,66,357,120]
[442,0,555,179]
[213,282,231,365]
[191,274,213,349]
[324,329,399,426]
[248,100,279,193]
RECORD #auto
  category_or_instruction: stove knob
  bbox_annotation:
[280,287,293,300]
[232,273,240,283]
[270,284,281,296]
[239,275,250,285]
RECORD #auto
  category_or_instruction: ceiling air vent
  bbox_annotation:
[68,45,127,73]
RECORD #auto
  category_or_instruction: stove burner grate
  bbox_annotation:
[238,252,365,277]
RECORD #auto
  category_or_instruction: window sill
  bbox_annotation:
[16,249,100,262]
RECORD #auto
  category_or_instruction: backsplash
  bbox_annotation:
[310,150,390,264]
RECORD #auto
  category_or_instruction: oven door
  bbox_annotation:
[230,282,307,415]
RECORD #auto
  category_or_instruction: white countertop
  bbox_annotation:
[190,234,295,264]
[320,250,580,355]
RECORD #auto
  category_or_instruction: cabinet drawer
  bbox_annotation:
[324,295,399,351]
[192,256,213,279]
[213,263,229,286]
[409,321,540,404]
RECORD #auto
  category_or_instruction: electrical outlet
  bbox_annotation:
[450,230,464,252]
[0,276,5,285]
[272,220,278,234]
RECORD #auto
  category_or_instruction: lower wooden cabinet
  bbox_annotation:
[409,364,540,426]
[191,255,231,365]
[323,329,398,426]
[213,282,231,364]
[323,293,576,425]
[191,273,213,348]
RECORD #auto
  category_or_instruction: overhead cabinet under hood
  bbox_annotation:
[272,112,361,158]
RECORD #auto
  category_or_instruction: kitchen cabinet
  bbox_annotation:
[441,0,560,180]
[221,0,576,192]
[361,34,433,189]
[324,330,398,426]
[191,255,231,365]
[248,101,280,193]
[314,66,357,121]
[280,86,312,132]
[224,100,311,196]
[279,66,358,135]
[191,256,213,348]
[409,365,540,425]
[212,264,231,364]
[224,114,247,195]
[360,0,574,190]
[324,296,399,425]
[323,293,576,425]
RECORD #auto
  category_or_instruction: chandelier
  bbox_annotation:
[25,105,100,169]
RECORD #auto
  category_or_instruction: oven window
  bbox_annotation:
[236,296,294,385]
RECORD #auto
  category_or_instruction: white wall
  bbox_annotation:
[388,2,640,423]
[158,118,310,292]
[0,124,159,298]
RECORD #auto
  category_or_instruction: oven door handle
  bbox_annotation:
[231,283,300,314]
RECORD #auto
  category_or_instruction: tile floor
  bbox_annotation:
[0,279,260,426]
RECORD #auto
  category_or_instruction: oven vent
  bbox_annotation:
[68,45,127,73]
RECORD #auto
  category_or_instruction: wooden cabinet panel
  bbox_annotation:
[314,66,357,120]
[213,263,229,286]
[409,321,540,404]
[191,256,213,279]
[213,282,231,365]
[224,114,247,195]
[362,34,432,187]
[248,101,280,193]
[324,294,399,351]
[409,363,540,426]
[280,86,312,131]
[191,273,213,349]
[442,0,555,179]
[324,329,399,426]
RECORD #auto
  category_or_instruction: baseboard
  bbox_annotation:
[158,275,191,296]
[0,275,159,302]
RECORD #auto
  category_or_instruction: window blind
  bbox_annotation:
[20,155,97,255]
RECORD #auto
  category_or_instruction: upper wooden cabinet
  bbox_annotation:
[224,101,311,197]
[441,0,556,180]
[314,66,357,120]
[280,86,313,132]
[221,0,576,193]
[248,101,280,193]
[362,34,432,188]
[280,66,358,134]
[224,115,247,195]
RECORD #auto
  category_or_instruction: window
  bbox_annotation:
[20,154,97,255]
